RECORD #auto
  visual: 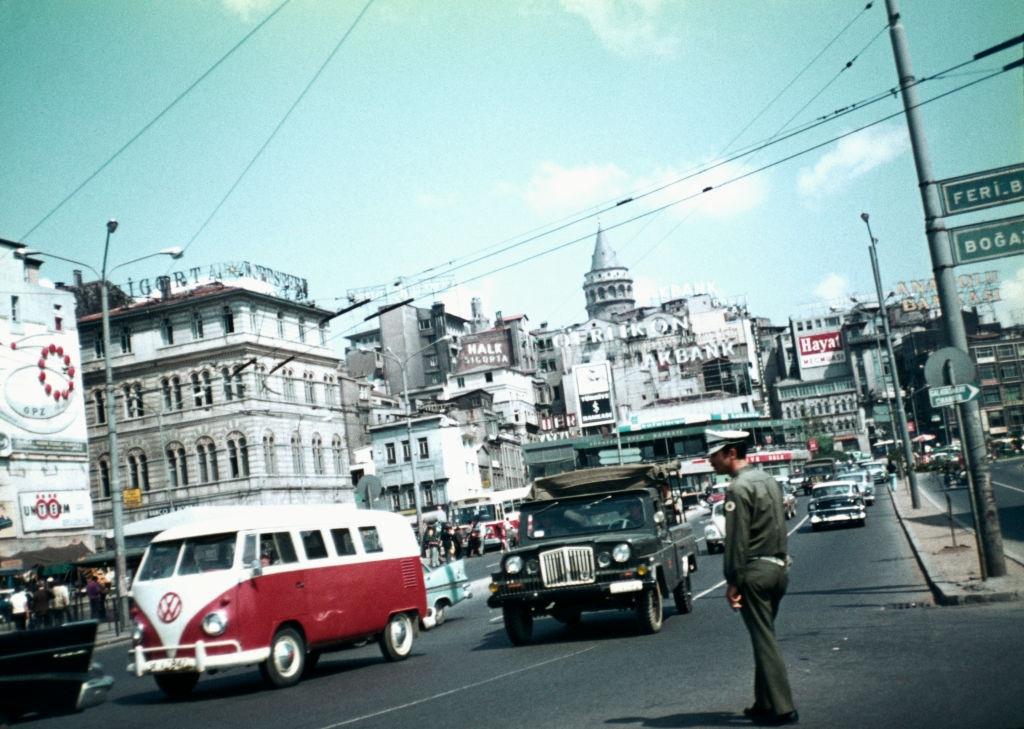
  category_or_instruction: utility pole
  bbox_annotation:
[885,0,1005,575]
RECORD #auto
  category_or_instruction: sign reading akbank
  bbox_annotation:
[797,330,845,369]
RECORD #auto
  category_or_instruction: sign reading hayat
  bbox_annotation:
[798,331,845,368]
[455,329,512,373]
[18,490,94,532]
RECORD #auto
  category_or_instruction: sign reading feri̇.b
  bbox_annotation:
[949,214,1024,266]
[939,163,1024,216]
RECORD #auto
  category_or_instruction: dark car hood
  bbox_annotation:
[514,531,657,554]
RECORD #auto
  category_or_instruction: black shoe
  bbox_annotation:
[752,710,799,726]
[743,706,772,719]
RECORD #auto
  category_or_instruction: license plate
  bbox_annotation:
[150,657,196,672]
[609,580,643,594]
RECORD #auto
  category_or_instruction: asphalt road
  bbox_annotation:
[29,494,1024,729]
[917,457,1024,563]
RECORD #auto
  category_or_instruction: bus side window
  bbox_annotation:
[331,528,357,556]
[358,526,383,553]
[260,532,299,565]
[242,534,257,567]
[301,530,329,560]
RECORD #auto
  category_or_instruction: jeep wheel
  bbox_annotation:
[379,612,415,661]
[155,672,200,699]
[503,605,533,645]
[673,575,693,615]
[261,627,306,688]
[637,586,664,634]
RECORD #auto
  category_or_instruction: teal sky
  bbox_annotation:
[2,0,1021,349]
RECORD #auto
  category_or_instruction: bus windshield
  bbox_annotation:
[137,533,237,581]
[452,504,497,525]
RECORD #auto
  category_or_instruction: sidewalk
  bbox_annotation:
[889,477,1024,605]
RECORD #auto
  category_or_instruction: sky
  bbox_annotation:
[2,0,1022,354]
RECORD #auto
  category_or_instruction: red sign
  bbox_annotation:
[797,330,846,369]
[807,438,819,452]
[747,450,794,463]
[539,413,578,431]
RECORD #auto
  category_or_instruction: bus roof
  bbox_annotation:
[150,504,401,542]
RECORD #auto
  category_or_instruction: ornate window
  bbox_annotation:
[263,431,277,475]
[196,437,219,483]
[227,432,249,478]
[282,369,296,401]
[222,305,235,334]
[161,317,174,345]
[123,382,144,419]
[97,456,111,498]
[332,434,344,475]
[94,390,106,425]
[276,310,285,337]
[312,433,324,475]
[191,310,204,339]
[127,449,150,491]
[291,432,305,475]
[166,442,188,488]
[304,372,316,405]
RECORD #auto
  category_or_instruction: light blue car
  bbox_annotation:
[421,558,472,628]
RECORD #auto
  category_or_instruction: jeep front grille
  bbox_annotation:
[540,546,595,587]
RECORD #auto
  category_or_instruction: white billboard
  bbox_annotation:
[573,362,615,427]
[797,330,846,369]
[19,490,95,532]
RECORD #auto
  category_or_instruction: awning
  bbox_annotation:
[1,542,94,569]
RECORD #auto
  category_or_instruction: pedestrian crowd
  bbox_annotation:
[420,517,515,567]
[4,572,110,631]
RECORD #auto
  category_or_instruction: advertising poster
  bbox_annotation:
[797,330,846,369]
[455,329,513,373]
[18,490,94,532]
[0,500,15,538]
[574,362,614,426]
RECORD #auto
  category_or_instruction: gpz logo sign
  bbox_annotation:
[797,331,846,369]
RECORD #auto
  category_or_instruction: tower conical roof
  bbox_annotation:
[590,226,623,271]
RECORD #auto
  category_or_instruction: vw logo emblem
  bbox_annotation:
[157,592,183,623]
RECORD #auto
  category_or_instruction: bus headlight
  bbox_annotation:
[202,611,228,637]
[504,556,523,575]
[612,543,631,563]
[131,621,144,645]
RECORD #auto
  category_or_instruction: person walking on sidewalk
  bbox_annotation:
[707,429,798,727]
[10,583,29,631]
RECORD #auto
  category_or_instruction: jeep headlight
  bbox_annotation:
[504,556,523,575]
[612,543,631,563]
[597,551,611,568]
[704,525,720,540]
[807,503,816,511]
[202,610,228,637]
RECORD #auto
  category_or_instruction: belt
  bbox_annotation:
[749,556,786,567]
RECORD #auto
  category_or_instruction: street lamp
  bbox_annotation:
[363,335,452,526]
[860,212,920,508]
[18,223,184,629]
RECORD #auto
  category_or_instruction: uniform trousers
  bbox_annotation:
[737,560,795,715]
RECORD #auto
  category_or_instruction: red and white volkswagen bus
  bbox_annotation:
[128,505,427,697]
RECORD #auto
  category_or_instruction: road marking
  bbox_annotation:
[994,481,1024,496]
[317,646,597,728]
[692,515,808,601]
[487,562,499,568]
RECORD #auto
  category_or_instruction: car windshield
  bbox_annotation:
[813,485,853,498]
[522,494,647,540]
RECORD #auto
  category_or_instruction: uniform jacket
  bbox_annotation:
[723,466,788,586]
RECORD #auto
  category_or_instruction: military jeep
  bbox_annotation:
[487,464,698,645]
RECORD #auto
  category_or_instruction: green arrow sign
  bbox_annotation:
[929,384,980,408]
[949,214,1024,266]
[939,162,1024,216]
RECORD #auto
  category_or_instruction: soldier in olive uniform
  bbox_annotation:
[707,429,798,726]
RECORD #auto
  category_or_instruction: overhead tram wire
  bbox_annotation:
[252,60,1022,380]
[174,0,376,263]
[19,0,293,243]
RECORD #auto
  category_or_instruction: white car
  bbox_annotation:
[704,501,726,554]
[808,481,866,530]
[843,471,876,506]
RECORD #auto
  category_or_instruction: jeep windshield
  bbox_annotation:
[520,493,647,542]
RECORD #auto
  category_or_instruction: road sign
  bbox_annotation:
[949,214,1024,266]
[123,488,142,509]
[928,384,980,408]
[924,347,978,388]
[939,162,1024,216]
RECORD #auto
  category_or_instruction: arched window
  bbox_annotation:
[166,442,188,488]
[162,377,172,411]
[291,432,305,475]
[222,367,235,401]
[276,310,285,337]
[201,370,213,405]
[191,310,204,340]
[196,437,219,483]
[598,287,606,300]
[94,390,106,425]
[97,456,111,498]
[332,434,344,475]
[227,432,249,478]
[263,431,277,475]
[127,449,150,491]
[304,372,316,405]
[170,375,183,410]
[312,433,324,475]
[282,369,296,401]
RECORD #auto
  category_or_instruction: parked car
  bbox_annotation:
[843,471,876,506]
[704,501,726,553]
[422,558,472,627]
[488,464,698,644]
[808,481,866,530]
[0,620,113,724]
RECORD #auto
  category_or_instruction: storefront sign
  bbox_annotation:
[18,490,94,532]
[746,451,794,464]
[574,363,614,427]
[125,260,309,301]
[797,331,845,369]
[539,414,578,432]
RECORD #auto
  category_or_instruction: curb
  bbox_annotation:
[889,482,1023,606]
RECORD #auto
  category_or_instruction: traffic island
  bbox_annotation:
[888,480,1024,605]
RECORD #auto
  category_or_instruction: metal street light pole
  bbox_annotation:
[884,0,1005,576]
[861,213,920,508]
